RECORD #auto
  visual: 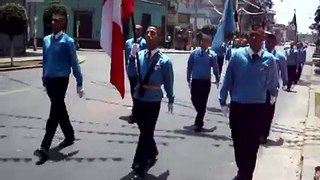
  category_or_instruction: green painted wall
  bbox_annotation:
[35,0,165,41]
[134,1,165,26]
[35,0,102,40]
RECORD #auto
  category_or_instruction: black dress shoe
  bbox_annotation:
[128,114,135,124]
[259,136,267,145]
[58,139,74,148]
[194,126,202,132]
[130,167,145,180]
[130,174,143,180]
[34,149,48,165]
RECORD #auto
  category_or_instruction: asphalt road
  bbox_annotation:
[0,46,315,180]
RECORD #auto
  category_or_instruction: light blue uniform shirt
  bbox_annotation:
[270,50,288,87]
[125,37,147,77]
[42,33,83,86]
[219,47,279,106]
[129,49,175,103]
[187,48,220,82]
[297,48,307,63]
[285,48,298,66]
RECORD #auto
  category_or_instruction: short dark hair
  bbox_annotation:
[266,34,277,40]
[52,5,68,19]
[147,25,161,35]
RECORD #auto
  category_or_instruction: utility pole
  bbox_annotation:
[194,0,199,31]
[164,0,168,41]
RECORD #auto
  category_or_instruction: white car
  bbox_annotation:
[284,42,291,50]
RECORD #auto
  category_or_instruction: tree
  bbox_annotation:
[0,3,27,67]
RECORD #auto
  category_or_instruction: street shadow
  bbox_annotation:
[48,146,80,162]
[33,146,79,165]
[182,125,217,133]
[119,115,131,123]
[174,127,232,142]
[120,170,170,180]
[262,138,284,147]
[297,80,311,87]
[285,89,297,93]
[207,107,222,113]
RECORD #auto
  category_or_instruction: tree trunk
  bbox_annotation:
[10,37,14,67]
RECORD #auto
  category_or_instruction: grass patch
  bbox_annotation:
[315,92,320,118]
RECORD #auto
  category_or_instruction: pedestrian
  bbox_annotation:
[187,33,220,132]
[260,32,288,144]
[285,41,298,91]
[125,25,147,124]
[296,41,307,83]
[128,25,174,180]
[34,6,84,165]
[219,24,279,180]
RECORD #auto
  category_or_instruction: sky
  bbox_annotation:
[272,0,319,33]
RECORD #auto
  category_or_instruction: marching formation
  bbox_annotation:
[32,5,308,180]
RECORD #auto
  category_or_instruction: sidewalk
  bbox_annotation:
[254,64,312,180]
[0,49,85,71]
[300,65,320,180]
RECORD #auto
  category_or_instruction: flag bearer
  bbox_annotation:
[128,26,174,180]
[219,24,279,180]
[285,42,298,91]
[260,32,288,144]
[34,6,84,165]
[125,25,147,123]
[187,33,220,132]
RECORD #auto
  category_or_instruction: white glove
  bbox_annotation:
[77,86,84,98]
[168,103,173,113]
[221,105,229,117]
[270,95,277,105]
[130,43,140,57]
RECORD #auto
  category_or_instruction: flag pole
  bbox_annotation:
[294,9,298,43]
[130,14,143,86]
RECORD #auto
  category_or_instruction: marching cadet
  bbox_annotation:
[125,25,147,123]
[285,41,298,91]
[128,26,174,180]
[260,32,288,144]
[187,33,220,132]
[219,24,279,180]
[296,41,307,83]
[34,7,84,165]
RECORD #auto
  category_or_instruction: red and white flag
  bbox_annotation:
[100,0,134,98]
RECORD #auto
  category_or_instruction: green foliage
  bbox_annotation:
[0,3,27,40]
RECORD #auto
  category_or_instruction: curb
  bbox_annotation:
[299,64,320,180]
[0,56,86,72]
